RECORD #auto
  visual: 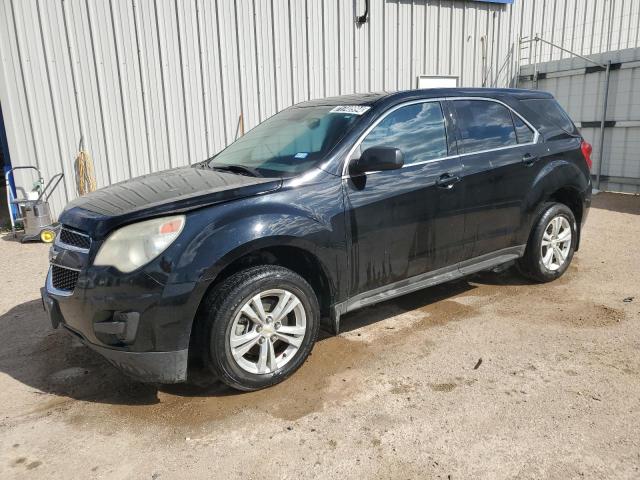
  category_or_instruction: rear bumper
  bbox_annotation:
[582,187,592,226]
[576,184,592,251]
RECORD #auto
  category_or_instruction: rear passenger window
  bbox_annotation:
[512,114,535,144]
[453,100,517,153]
[360,102,448,165]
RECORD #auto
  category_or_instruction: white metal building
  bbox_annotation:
[1,0,639,217]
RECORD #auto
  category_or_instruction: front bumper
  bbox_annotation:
[41,265,201,383]
[41,285,188,383]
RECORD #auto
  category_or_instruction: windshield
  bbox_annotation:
[207,105,364,176]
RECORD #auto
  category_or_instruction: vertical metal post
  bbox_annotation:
[481,36,487,87]
[532,35,538,89]
[515,38,522,88]
[596,60,611,190]
[538,35,544,85]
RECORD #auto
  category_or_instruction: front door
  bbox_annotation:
[344,100,465,297]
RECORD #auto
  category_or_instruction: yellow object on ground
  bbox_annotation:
[40,229,55,243]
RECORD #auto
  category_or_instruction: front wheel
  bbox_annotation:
[517,203,577,282]
[200,265,320,391]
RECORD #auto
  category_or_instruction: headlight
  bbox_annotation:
[94,215,185,273]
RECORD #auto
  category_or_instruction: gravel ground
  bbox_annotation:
[0,192,639,480]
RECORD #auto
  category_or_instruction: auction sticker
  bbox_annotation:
[329,105,371,115]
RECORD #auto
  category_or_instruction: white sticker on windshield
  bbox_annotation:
[329,105,371,115]
[294,152,308,159]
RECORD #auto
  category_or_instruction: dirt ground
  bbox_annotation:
[0,192,639,480]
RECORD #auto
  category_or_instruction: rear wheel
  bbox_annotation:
[200,265,320,391]
[517,203,577,282]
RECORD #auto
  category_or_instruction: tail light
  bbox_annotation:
[580,140,593,170]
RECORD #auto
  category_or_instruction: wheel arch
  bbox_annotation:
[523,160,589,249]
[188,238,337,360]
[548,186,584,225]
[208,239,334,314]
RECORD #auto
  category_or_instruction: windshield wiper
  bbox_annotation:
[208,163,263,177]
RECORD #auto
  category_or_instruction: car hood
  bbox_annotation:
[59,166,282,239]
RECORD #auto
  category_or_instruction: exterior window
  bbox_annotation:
[453,100,518,153]
[521,98,577,134]
[209,105,361,176]
[513,114,535,144]
[360,102,448,166]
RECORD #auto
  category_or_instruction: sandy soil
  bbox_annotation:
[0,192,639,479]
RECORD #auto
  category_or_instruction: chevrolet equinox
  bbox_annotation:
[42,88,592,391]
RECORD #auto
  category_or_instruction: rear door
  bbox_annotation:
[450,98,541,260]
[344,100,465,296]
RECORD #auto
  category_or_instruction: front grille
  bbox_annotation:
[59,227,91,250]
[51,265,79,292]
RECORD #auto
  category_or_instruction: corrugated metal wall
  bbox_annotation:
[520,47,640,194]
[1,0,639,217]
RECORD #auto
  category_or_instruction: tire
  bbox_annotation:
[517,202,577,283]
[199,265,320,391]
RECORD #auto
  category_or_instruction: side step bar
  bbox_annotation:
[327,245,526,334]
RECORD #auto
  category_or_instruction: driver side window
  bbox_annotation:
[360,102,448,166]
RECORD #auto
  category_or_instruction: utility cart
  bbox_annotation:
[5,166,64,243]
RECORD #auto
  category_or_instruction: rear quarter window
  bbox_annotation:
[520,98,578,135]
[512,114,535,144]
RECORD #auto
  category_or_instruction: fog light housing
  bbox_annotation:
[94,311,140,344]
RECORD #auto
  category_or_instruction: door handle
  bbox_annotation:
[436,173,461,189]
[522,153,537,166]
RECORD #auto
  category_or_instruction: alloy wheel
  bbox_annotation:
[540,215,572,271]
[229,289,307,374]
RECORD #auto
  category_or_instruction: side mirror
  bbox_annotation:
[350,147,404,175]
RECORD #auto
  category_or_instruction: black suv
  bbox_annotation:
[42,88,592,391]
